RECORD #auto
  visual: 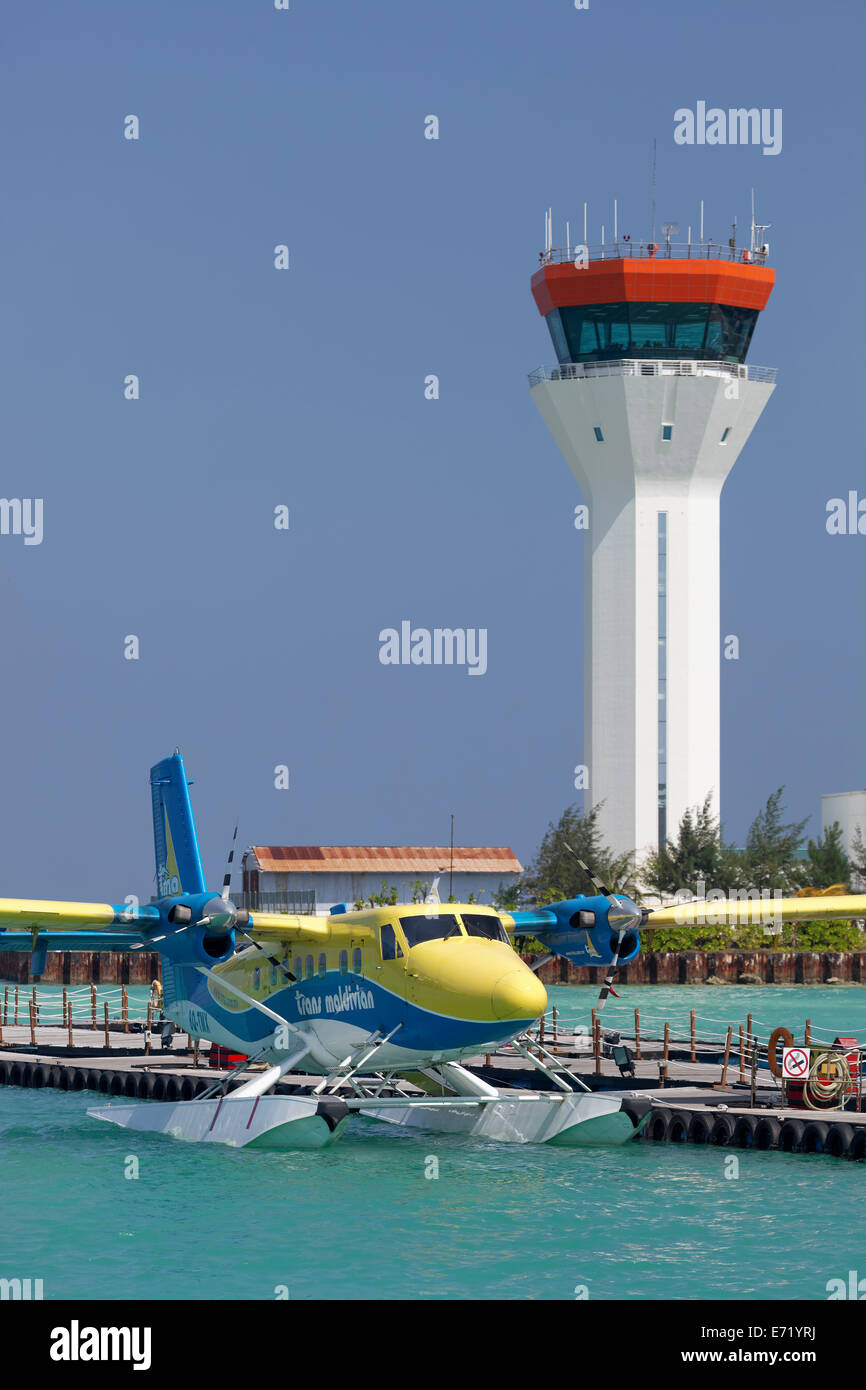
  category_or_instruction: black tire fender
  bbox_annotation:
[666,1110,690,1143]
[645,1108,672,1142]
[709,1114,735,1146]
[825,1123,854,1159]
[753,1116,781,1150]
[801,1120,830,1154]
[779,1118,805,1152]
[850,1128,866,1162]
[687,1112,713,1144]
[732,1114,757,1149]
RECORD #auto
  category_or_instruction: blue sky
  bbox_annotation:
[1,0,864,900]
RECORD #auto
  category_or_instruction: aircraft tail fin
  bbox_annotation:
[150,751,206,899]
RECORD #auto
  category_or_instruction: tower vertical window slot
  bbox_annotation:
[593,426,604,442]
[661,424,673,441]
[720,427,731,443]
[658,512,668,846]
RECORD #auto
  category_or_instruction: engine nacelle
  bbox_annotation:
[511,894,642,968]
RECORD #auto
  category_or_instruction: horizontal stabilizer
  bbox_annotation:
[0,930,149,952]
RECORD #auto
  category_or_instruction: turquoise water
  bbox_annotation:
[1,984,863,1301]
[543,983,866,1047]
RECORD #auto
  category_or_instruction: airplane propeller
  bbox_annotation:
[561,841,640,1013]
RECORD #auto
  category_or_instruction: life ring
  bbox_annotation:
[150,979,163,1009]
[767,1026,794,1077]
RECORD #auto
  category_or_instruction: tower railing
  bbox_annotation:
[528,360,777,387]
[538,241,770,267]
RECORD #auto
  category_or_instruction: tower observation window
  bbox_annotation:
[545,302,758,365]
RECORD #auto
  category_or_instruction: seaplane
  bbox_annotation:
[1,752,864,1152]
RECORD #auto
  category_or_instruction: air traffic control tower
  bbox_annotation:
[529,226,775,860]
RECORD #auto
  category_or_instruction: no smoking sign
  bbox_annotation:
[782,1046,810,1078]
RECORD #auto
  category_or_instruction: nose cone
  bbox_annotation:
[491,969,547,1022]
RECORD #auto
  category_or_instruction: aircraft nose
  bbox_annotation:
[491,969,547,1022]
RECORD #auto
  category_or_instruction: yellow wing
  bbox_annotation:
[648,894,866,928]
[0,898,129,929]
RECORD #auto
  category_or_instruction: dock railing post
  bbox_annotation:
[91,984,97,1030]
[805,1018,811,1048]
[591,1008,601,1074]
[553,1004,558,1043]
[3,984,7,1026]
[721,1025,733,1085]
[29,998,36,1046]
[739,1024,746,1083]
[750,1036,758,1108]
[634,1008,641,1059]
[14,985,19,1026]
[62,987,68,1030]
[122,985,129,1033]
[690,1009,696,1063]
[103,1002,110,1049]
[67,998,74,1049]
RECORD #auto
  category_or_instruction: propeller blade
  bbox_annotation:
[561,839,624,1015]
[236,926,296,983]
[561,842,615,899]
[221,824,239,902]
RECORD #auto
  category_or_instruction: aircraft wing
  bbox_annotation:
[648,894,866,928]
[0,898,161,930]
[246,912,330,941]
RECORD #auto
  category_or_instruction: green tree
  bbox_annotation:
[520,803,638,905]
[803,821,850,890]
[849,826,866,890]
[641,794,738,896]
[742,788,808,892]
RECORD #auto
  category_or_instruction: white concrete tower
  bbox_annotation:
[529,237,775,860]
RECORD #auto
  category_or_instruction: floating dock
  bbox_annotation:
[1,1022,863,1159]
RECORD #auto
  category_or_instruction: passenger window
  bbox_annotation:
[318,952,326,977]
[380,924,403,960]
[352,947,362,974]
[305,955,314,980]
[294,957,302,980]
[253,967,261,991]
[339,950,348,975]
[270,963,277,987]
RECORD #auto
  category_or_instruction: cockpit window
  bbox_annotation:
[399,914,461,947]
[461,913,509,943]
[380,923,404,960]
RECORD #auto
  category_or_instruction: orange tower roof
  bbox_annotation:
[532,256,774,316]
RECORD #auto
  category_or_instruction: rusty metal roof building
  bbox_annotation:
[247,846,523,875]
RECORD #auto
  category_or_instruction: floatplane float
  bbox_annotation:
[2,753,864,1152]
